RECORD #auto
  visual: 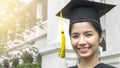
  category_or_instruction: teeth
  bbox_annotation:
[78,47,90,53]
[80,48,89,50]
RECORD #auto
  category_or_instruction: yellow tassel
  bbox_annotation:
[58,29,66,58]
[58,10,66,58]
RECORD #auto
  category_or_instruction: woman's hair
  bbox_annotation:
[69,21,102,37]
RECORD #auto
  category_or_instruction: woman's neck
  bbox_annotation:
[78,54,100,68]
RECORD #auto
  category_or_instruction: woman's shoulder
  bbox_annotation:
[68,63,117,68]
[94,63,117,68]
[68,65,78,68]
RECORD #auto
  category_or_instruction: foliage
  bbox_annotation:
[17,47,41,68]
[0,0,25,43]
[0,0,42,67]
[17,63,41,68]
[0,43,6,55]
[3,59,9,68]
[0,0,37,41]
[35,53,42,64]
[1,47,41,68]
[20,50,34,63]
[0,0,41,55]
[11,55,19,68]
[0,64,2,68]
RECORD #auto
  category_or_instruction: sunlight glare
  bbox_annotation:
[20,0,32,5]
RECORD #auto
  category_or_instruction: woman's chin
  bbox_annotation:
[79,54,91,58]
[77,51,92,58]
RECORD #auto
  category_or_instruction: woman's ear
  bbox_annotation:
[99,33,106,51]
[99,33,103,44]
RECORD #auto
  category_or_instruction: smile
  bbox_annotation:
[78,47,90,53]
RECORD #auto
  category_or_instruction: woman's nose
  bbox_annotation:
[78,36,86,46]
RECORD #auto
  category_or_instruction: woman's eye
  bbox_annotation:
[86,34,93,37]
[71,35,79,39]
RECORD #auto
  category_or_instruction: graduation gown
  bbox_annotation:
[68,63,117,68]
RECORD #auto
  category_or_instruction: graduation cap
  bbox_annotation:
[56,0,115,24]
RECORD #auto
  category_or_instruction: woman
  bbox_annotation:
[69,22,115,68]
[57,0,116,68]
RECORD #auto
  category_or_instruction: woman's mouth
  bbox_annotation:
[78,47,90,53]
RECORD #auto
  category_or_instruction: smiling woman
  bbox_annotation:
[56,0,116,68]
[70,22,102,59]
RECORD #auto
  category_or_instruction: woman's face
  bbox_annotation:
[70,22,103,58]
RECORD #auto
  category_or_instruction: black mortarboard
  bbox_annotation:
[56,0,115,24]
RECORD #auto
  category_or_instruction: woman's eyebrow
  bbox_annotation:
[85,31,93,33]
[71,32,79,35]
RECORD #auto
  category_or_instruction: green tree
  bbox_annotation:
[0,43,6,55]
[0,64,2,68]
[3,59,9,68]
[0,0,41,55]
[35,53,42,64]
[21,50,34,63]
[11,55,19,68]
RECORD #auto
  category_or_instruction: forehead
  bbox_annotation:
[71,22,97,32]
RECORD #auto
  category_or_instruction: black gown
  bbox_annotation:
[68,63,117,68]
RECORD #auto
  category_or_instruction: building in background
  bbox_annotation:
[7,0,120,68]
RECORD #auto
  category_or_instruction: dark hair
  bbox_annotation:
[69,21,102,37]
